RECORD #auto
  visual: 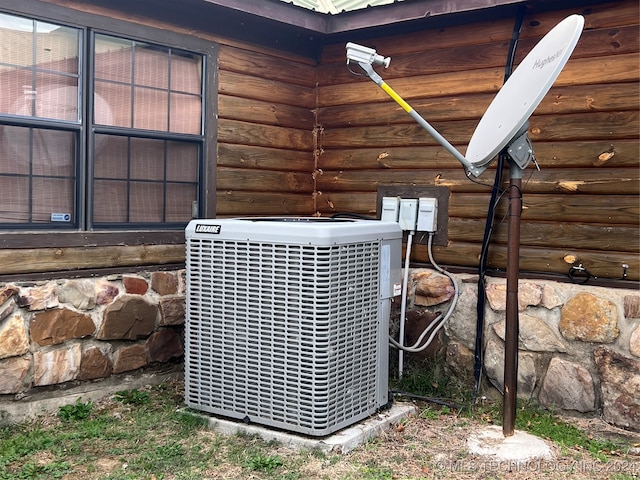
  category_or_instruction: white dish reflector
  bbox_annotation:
[466,14,584,169]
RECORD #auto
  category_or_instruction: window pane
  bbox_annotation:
[32,128,75,176]
[129,181,163,222]
[95,80,130,127]
[166,183,196,221]
[133,86,168,130]
[0,175,29,222]
[35,24,79,74]
[0,125,30,174]
[94,134,128,179]
[170,92,201,134]
[33,73,78,121]
[134,43,168,89]
[94,35,132,83]
[166,141,198,182]
[0,13,80,121]
[32,176,74,222]
[170,52,201,94]
[93,179,127,222]
[0,13,34,67]
[0,67,32,116]
[130,137,164,180]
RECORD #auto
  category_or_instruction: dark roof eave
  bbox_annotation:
[203,0,528,34]
[326,0,526,33]
[202,0,327,32]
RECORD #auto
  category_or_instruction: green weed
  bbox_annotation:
[57,398,93,422]
[114,389,150,406]
[1,460,71,479]
[243,452,284,472]
[359,460,394,480]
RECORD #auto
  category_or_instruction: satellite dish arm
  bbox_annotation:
[347,46,485,177]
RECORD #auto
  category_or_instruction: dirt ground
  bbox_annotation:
[268,408,640,480]
[190,398,640,480]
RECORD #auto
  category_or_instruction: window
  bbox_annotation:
[0,11,213,230]
[91,35,203,227]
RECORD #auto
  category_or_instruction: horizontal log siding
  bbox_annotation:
[217,45,316,216]
[316,1,639,280]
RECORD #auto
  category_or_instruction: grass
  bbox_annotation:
[0,382,326,480]
[512,405,624,462]
[390,357,472,407]
[391,361,635,464]
[0,374,637,480]
[0,383,217,480]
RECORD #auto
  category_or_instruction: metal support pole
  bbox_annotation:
[503,161,523,437]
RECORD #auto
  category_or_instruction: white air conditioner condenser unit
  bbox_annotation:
[184,217,402,436]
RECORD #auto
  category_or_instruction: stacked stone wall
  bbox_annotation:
[1,267,639,431]
[0,271,185,407]
[409,269,640,432]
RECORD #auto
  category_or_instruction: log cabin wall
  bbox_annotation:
[216,45,316,217]
[316,0,639,282]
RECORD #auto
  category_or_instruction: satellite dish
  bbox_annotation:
[465,14,584,169]
[346,14,585,437]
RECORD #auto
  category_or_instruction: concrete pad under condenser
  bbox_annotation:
[467,426,555,464]
[192,403,416,454]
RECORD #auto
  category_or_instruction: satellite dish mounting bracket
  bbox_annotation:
[505,123,535,173]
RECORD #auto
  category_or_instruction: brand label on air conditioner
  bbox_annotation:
[194,224,221,234]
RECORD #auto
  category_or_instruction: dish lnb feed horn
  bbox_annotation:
[346,42,391,68]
